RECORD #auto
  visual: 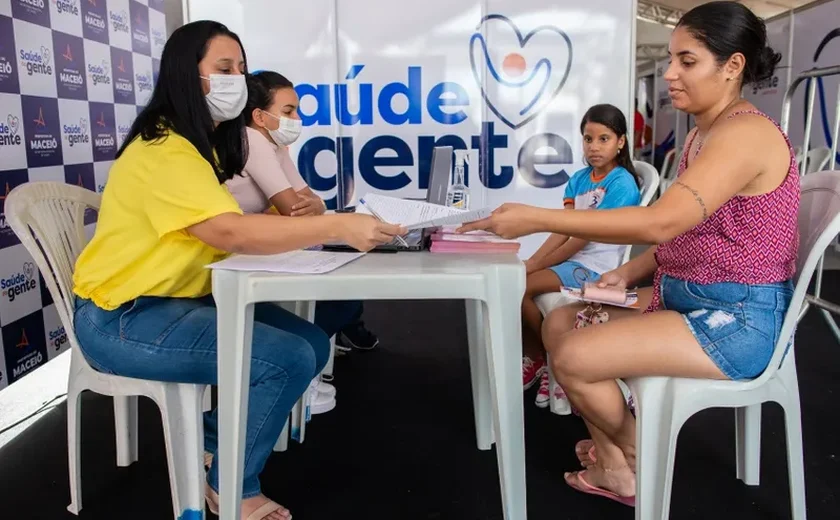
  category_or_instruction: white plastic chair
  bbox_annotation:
[626,170,840,520]
[796,146,832,175]
[633,160,661,217]
[4,182,206,519]
[5,182,308,518]
[658,148,677,198]
[272,300,318,452]
[660,146,684,197]
[536,161,659,413]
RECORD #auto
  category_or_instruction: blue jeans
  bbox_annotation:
[660,275,794,380]
[314,300,363,338]
[73,295,330,498]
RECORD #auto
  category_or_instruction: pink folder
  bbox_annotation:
[430,240,520,254]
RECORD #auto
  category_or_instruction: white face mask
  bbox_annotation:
[262,110,302,146]
[200,74,247,122]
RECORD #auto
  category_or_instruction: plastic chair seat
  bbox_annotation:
[625,170,840,519]
[3,181,308,519]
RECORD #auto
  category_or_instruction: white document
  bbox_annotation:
[207,250,364,274]
[407,207,493,230]
[358,193,492,230]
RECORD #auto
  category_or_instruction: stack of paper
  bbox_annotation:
[429,230,520,254]
[207,250,364,274]
[357,193,492,230]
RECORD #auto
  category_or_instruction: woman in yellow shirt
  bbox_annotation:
[72,21,403,520]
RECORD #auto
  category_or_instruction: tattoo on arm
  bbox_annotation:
[675,181,708,220]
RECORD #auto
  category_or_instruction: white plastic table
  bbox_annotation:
[212,252,526,520]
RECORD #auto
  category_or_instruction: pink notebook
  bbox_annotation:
[430,232,517,244]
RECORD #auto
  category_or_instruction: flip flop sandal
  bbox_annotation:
[205,485,292,520]
[245,501,292,520]
[204,452,213,471]
[564,470,635,507]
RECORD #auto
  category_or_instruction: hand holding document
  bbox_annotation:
[358,197,410,247]
[356,193,493,230]
[409,207,494,230]
[455,202,543,239]
[208,250,364,274]
[559,284,640,309]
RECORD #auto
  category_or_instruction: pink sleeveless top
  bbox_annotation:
[646,110,800,313]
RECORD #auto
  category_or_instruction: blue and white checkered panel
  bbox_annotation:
[0,0,165,390]
[0,331,7,389]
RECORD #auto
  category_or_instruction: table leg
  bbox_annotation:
[213,271,255,520]
[465,299,494,450]
[484,268,527,520]
[290,301,313,444]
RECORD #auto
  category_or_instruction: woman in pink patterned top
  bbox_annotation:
[459,1,799,506]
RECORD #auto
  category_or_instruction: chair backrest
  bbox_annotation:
[660,149,677,181]
[4,182,101,340]
[620,162,661,264]
[633,161,660,208]
[754,170,840,387]
[796,147,832,175]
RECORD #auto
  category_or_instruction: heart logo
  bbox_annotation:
[101,60,110,75]
[469,14,573,130]
[80,118,88,133]
[7,115,19,135]
[41,46,51,64]
[23,262,35,281]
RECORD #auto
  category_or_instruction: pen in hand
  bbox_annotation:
[358,198,410,247]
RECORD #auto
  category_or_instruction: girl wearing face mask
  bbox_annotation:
[227,71,382,405]
[72,21,404,520]
[227,71,324,217]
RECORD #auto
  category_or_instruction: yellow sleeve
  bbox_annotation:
[143,138,243,238]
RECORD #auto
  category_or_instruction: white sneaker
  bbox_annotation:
[309,391,336,415]
[307,379,337,415]
[551,394,572,416]
[316,380,336,399]
[550,382,572,416]
[535,372,551,408]
[534,372,572,415]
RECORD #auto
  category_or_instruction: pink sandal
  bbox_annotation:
[564,470,635,507]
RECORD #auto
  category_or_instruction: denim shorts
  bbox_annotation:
[660,275,794,380]
[550,261,601,289]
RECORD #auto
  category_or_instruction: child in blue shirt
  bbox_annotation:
[521,104,642,409]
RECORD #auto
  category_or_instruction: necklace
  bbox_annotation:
[692,98,743,159]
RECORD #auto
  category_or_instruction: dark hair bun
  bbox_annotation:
[746,45,782,85]
[678,2,783,87]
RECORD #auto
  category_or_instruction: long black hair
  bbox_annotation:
[244,71,294,126]
[116,21,248,183]
[677,1,781,87]
[580,104,640,186]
